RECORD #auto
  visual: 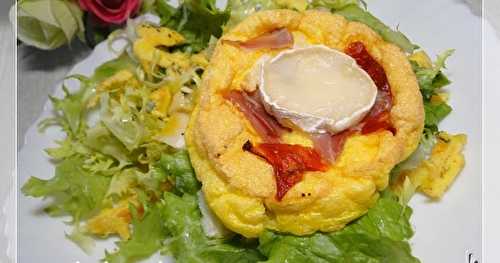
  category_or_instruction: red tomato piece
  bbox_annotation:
[243,141,328,200]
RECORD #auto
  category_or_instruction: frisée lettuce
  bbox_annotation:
[155,0,230,52]
[22,156,111,220]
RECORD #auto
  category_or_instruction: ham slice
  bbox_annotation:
[223,90,288,142]
[311,130,356,163]
[223,28,294,50]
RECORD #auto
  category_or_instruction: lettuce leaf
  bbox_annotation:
[411,50,454,135]
[101,150,263,263]
[104,203,167,263]
[160,192,264,263]
[394,133,436,175]
[156,0,230,52]
[44,138,90,160]
[84,124,132,167]
[225,0,278,29]
[258,192,420,263]
[226,0,361,30]
[154,151,263,262]
[412,50,454,100]
[92,55,137,83]
[100,99,146,152]
[21,156,111,220]
[334,5,418,53]
[158,150,200,195]
[310,0,362,10]
[40,75,94,137]
[424,102,452,128]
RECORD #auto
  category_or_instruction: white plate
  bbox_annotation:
[18,0,482,262]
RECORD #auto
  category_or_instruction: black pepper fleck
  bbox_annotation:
[242,140,252,151]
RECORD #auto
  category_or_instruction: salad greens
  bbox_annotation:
[159,151,200,195]
[108,151,418,263]
[22,156,111,220]
[411,50,455,136]
[103,151,264,263]
[104,203,167,263]
[334,5,418,53]
[259,192,419,263]
[160,193,264,262]
[21,0,459,262]
[154,0,418,54]
[156,0,230,52]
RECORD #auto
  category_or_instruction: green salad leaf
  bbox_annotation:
[226,0,364,30]
[390,50,455,203]
[84,123,132,167]
[104,203,167,263]
[100,150,193,263]
[44,138,89,160]
[66,225,96,254]
[41,75,94,137]
[413,50,454,100]
[92,55,137,83]
[21,156,111,220]
[157,150,263,262]
[334,5,418,53]
[411,50,454,135]
[156,0,230,52]
[101,96,146,152]
[225,0,278,29]
[161,192,264,263]
[260,232,419,263]
[310,0,362,10]
[340,192,414,240]
[424,102,452,128]
[258,192,419,263]
[158,150,200,195]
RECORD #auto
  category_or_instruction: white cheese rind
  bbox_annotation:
[259,45,377,134]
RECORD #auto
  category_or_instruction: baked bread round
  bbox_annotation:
[186,9,424,238]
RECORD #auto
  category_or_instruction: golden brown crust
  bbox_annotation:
[186,9,424,237]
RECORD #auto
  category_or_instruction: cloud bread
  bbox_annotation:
[186,9,424,237]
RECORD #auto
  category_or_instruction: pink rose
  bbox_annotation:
[79,0,141,25]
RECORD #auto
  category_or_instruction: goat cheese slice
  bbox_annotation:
[260,45,378,134]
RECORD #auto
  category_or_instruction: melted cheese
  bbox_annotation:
[260,45,377,134]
